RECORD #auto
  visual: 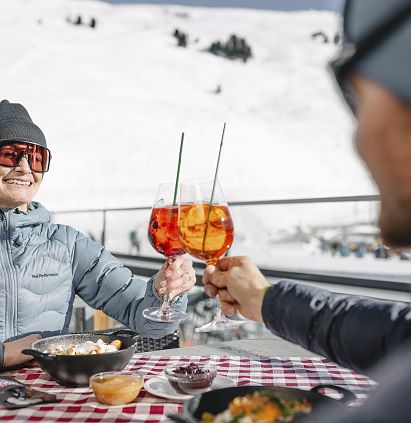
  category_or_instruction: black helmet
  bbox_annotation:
[330,0,411,110]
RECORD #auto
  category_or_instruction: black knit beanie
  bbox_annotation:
[0,100,47,148]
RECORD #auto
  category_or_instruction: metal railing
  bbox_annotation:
[51,194,381,247]
[112,252,410,292]
[50,194,411,293]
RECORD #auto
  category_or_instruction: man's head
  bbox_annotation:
[331,0,411,247]
[0,100,51,211]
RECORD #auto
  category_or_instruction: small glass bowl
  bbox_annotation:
[89,371,144,405]
[165,364,217,394]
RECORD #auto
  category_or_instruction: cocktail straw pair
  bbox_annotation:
[173,122,227,250]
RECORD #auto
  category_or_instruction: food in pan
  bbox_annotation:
[89,372,144,405]
[201,391,312,423]
[46,339,122,356]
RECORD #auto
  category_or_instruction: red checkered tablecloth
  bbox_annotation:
[0,355,376,422]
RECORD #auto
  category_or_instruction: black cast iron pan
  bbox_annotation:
[170,384,355,423]
[22,329,138,387]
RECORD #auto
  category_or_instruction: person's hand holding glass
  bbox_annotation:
[143,183,195,323]
[178,178,244,332]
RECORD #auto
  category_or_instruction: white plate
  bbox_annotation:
[144,375,235,401]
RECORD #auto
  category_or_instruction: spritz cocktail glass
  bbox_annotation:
[179,179,244,332]
[143,183,187,323]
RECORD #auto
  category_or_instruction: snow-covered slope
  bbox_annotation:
[0,0,373,212]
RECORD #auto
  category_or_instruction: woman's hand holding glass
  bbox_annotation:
[143,183,195,323]
[153,256,196,301]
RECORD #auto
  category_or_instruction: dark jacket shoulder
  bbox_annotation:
[262,280,411,374]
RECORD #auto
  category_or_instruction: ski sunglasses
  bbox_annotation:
[0,141,51,173]
[329,0,411,114]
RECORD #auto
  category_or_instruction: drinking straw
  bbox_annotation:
[210,122,226,207]
[202,122,226,253]
[173,132,185,206]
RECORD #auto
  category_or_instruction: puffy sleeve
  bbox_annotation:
[70,231,187,338]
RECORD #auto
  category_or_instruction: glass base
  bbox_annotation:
[195,317,245,333]
[143,306,187,323]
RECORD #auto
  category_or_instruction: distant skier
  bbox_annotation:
[129,229,141,255]
[374,243,389,259]
[354,243,367,258]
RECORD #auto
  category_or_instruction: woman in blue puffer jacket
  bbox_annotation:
[0,100,196,370]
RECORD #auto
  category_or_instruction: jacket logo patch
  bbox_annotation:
[31,273,59,278]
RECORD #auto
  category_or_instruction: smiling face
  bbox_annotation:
[350,74,411,247]
[0,154,42,211]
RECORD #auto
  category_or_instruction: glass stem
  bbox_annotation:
[214,295,224,322]
[160,256,174,314]
[205,259,225,323]
[160,293,171,313]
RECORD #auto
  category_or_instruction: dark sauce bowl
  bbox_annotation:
[165,364,217,394]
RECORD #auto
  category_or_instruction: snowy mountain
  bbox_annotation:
[1,0,372,213]
[2,0,409,284]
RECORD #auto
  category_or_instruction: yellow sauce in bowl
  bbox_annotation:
[90,372,144,405]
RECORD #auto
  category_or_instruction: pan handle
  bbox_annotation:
[108,329,138,338]
[167,414,189,423]
[167,413,197,423]
[21,349,55,362]
[310,384,356,404]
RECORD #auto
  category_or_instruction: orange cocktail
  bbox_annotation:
[148,206,185,259]
[178,203,233,265]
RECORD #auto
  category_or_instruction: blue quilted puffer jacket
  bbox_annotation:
[0,202,186,365]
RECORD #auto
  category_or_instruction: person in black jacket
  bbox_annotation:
[205,256,411,373]
[204,1,411,421]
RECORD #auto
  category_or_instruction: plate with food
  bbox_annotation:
[145,363,235,400]
[145,375,235,401]
[171,385,355,423]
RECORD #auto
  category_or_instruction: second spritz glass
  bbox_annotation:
[143,183,187,323]
[178,178,244,332]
